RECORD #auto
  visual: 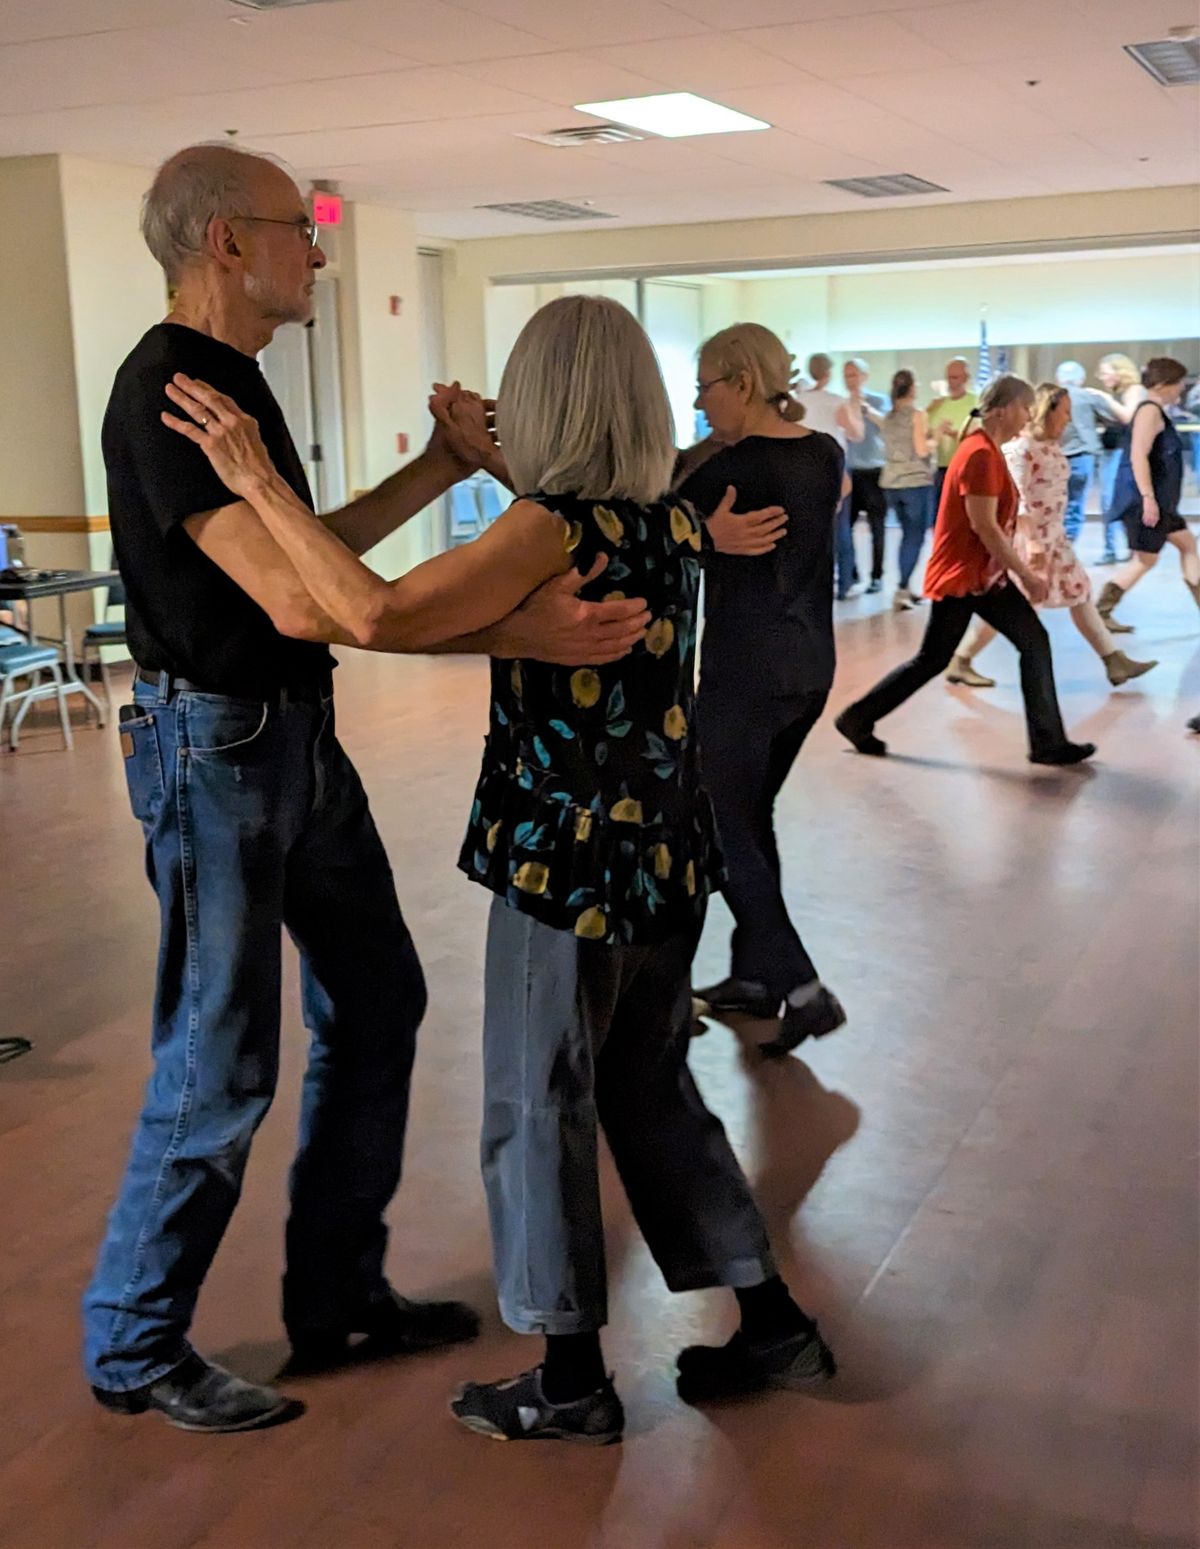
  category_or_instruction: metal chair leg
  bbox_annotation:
[0,672,12,746]
[97,655,113,728]
[9,669,39,749]
[52,663,74,750]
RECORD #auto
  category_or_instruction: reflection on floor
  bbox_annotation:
[1,535,1197,1549]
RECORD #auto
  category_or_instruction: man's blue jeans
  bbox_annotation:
[83,678,425,1391]
[1064,453,1094,543]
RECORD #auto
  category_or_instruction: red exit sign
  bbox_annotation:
[313,193,343,226]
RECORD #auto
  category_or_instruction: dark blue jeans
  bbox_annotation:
[888,486,931,590]
[931,466,948,528]
[83,679,425,1391]
[1064,453,1093,543]
[834,496,856,597]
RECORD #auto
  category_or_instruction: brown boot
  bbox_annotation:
[1104,649,1158,686]
[1096,579,1134,633]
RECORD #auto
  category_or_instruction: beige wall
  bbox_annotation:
[58,157,166,523]
[340,201,431,575]
[0,156,86,517]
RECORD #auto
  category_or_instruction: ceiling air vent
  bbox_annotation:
[476,199,617,222]
[229,0,345,10]
[1124,36,1200,86]
[518,125,646,148]
[824,173,950,199]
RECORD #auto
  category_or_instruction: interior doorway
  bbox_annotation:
[260,276,347,514]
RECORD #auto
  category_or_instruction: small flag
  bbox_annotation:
[977,316,991,388]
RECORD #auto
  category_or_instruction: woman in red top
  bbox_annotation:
[835,375,1095,767]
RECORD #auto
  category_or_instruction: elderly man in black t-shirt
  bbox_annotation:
[84,144,650,1433]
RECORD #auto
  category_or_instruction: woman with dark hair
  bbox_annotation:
[879,368,933,611]
[1097,358,1200,629]
[835,375,1096,767]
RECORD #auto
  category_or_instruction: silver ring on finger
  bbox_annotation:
[199,415,210,429]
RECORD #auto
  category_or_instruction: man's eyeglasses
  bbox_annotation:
[696,373,730,396]
[233,214,319,248]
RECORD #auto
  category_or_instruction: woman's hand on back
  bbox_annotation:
[706,486,788,556]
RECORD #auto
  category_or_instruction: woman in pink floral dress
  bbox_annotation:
[945,383,1156,689]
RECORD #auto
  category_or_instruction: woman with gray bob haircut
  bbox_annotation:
[162,293,836,1444]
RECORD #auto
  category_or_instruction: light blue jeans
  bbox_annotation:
[84,678,425,1390]
[480,898,775,1334]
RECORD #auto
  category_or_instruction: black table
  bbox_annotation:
[0,569,119,727]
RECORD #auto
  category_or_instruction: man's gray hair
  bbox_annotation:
[141,143,283,282]
[847,357,870,373]
[1056,360,1086,388]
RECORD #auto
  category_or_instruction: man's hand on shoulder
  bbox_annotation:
[495,555,650,665]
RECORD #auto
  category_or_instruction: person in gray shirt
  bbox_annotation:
[1055,361,1123,543]
[843,358,890,592]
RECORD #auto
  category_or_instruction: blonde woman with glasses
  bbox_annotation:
[161,296,836,1444]
[676,323,847,1056]
[946,383,1156,690]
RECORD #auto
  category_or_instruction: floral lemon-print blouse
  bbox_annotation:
[459,492,722,945]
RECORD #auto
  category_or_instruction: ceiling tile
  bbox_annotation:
[0,0,199,45]
[268,0,554,65]
[453,50,665,107]
[164,68,553,140]
[701,128,890,181]
[730,16,959,80]
[716,78,881,130]
[900,0,1095,63]
[448,0,707,48]
[586,34,809,94]
[664,0,964,22]
[836,65,1062,146]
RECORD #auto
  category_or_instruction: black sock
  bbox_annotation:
[735,1277,812,1345]
[542,1332,606,1403]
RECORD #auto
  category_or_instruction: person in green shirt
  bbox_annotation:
[926,356,978,521]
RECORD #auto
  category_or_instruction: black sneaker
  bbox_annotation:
[1028,741,1096,768]
[92,1351,301,1434]
[450,1366,624,1444]
[694,977,780,1019]
[287,1288,480,1374]
[676,1325,836,1404]
[866,579,883,595]
[1188,714,1200,735]
[835,709,888,757]
[759,986,847,1058]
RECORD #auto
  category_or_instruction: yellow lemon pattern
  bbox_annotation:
[571,669,601,708]
[663,705,687,741]
[594,505,624,544]
[512,861,550,895]
[670,505,703,552]
[645,618,675,658]
[460,494,717,944]
[574,907,608,939]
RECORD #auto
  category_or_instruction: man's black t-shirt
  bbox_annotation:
[103,322,333,695]
[680,431,843,699]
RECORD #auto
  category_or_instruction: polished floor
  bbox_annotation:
[2,536,1198,1549]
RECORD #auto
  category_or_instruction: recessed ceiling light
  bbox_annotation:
[573,92,769,139]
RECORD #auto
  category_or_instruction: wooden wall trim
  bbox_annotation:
[5,516,111,534]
